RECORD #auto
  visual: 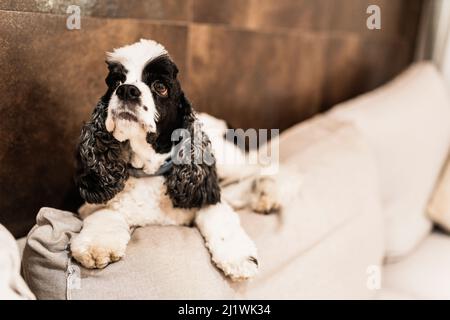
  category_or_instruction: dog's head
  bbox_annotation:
[75,39,219,206]
[104,39,193,151]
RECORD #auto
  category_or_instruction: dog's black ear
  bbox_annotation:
[75,101,129,204]
[179,91,196,128]
[165,129,221,208]
[164,92,221,208]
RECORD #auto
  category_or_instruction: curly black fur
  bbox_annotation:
[164,93,221,208]
[75,97,130,204]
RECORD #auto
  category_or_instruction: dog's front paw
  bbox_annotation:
[218,254,259,282]
[70,231,129,269]
[208,233,259,281]
[250,177,281,214]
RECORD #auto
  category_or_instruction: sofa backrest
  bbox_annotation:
[331,62,450,260]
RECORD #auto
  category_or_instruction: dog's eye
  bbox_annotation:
[151,81,168,97]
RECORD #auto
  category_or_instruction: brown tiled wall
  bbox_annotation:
[0,0,423,237]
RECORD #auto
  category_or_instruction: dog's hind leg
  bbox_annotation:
[221,174,282,214]
[195,202,258,281]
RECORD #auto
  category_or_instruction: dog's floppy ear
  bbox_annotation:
[164,93,221,208]
[75,100,129,204]
[178,91,196,127]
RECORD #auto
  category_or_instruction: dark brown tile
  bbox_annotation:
[0,10,188,237]
[321,35,413,110]
[0,0,192,21]
[193,0,244,26]
[193,0,332,31]
[185,25,326,131]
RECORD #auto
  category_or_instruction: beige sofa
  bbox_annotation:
[3,62,450,299]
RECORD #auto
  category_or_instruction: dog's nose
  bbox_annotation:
[116,84,141,101]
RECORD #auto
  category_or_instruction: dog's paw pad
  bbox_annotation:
[70,235,127,269]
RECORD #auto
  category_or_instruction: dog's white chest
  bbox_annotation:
[108,177,195,227]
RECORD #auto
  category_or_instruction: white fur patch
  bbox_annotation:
[106,39,167,69]
[71,209,131,269]
[195,202,259,281]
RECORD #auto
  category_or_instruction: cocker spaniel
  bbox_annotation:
[70,39,280,281]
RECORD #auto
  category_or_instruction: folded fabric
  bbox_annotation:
[0,224,35,300]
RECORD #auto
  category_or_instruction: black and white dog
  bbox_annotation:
[71,39,280,281]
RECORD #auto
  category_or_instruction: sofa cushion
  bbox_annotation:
[330,62,450,261]
[383,232,450,299]
[22,116,383,299]
[243,206,384,299]
[428,156,450,231]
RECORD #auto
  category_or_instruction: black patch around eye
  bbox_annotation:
[141,55,178,86]
[105,61,127,88]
